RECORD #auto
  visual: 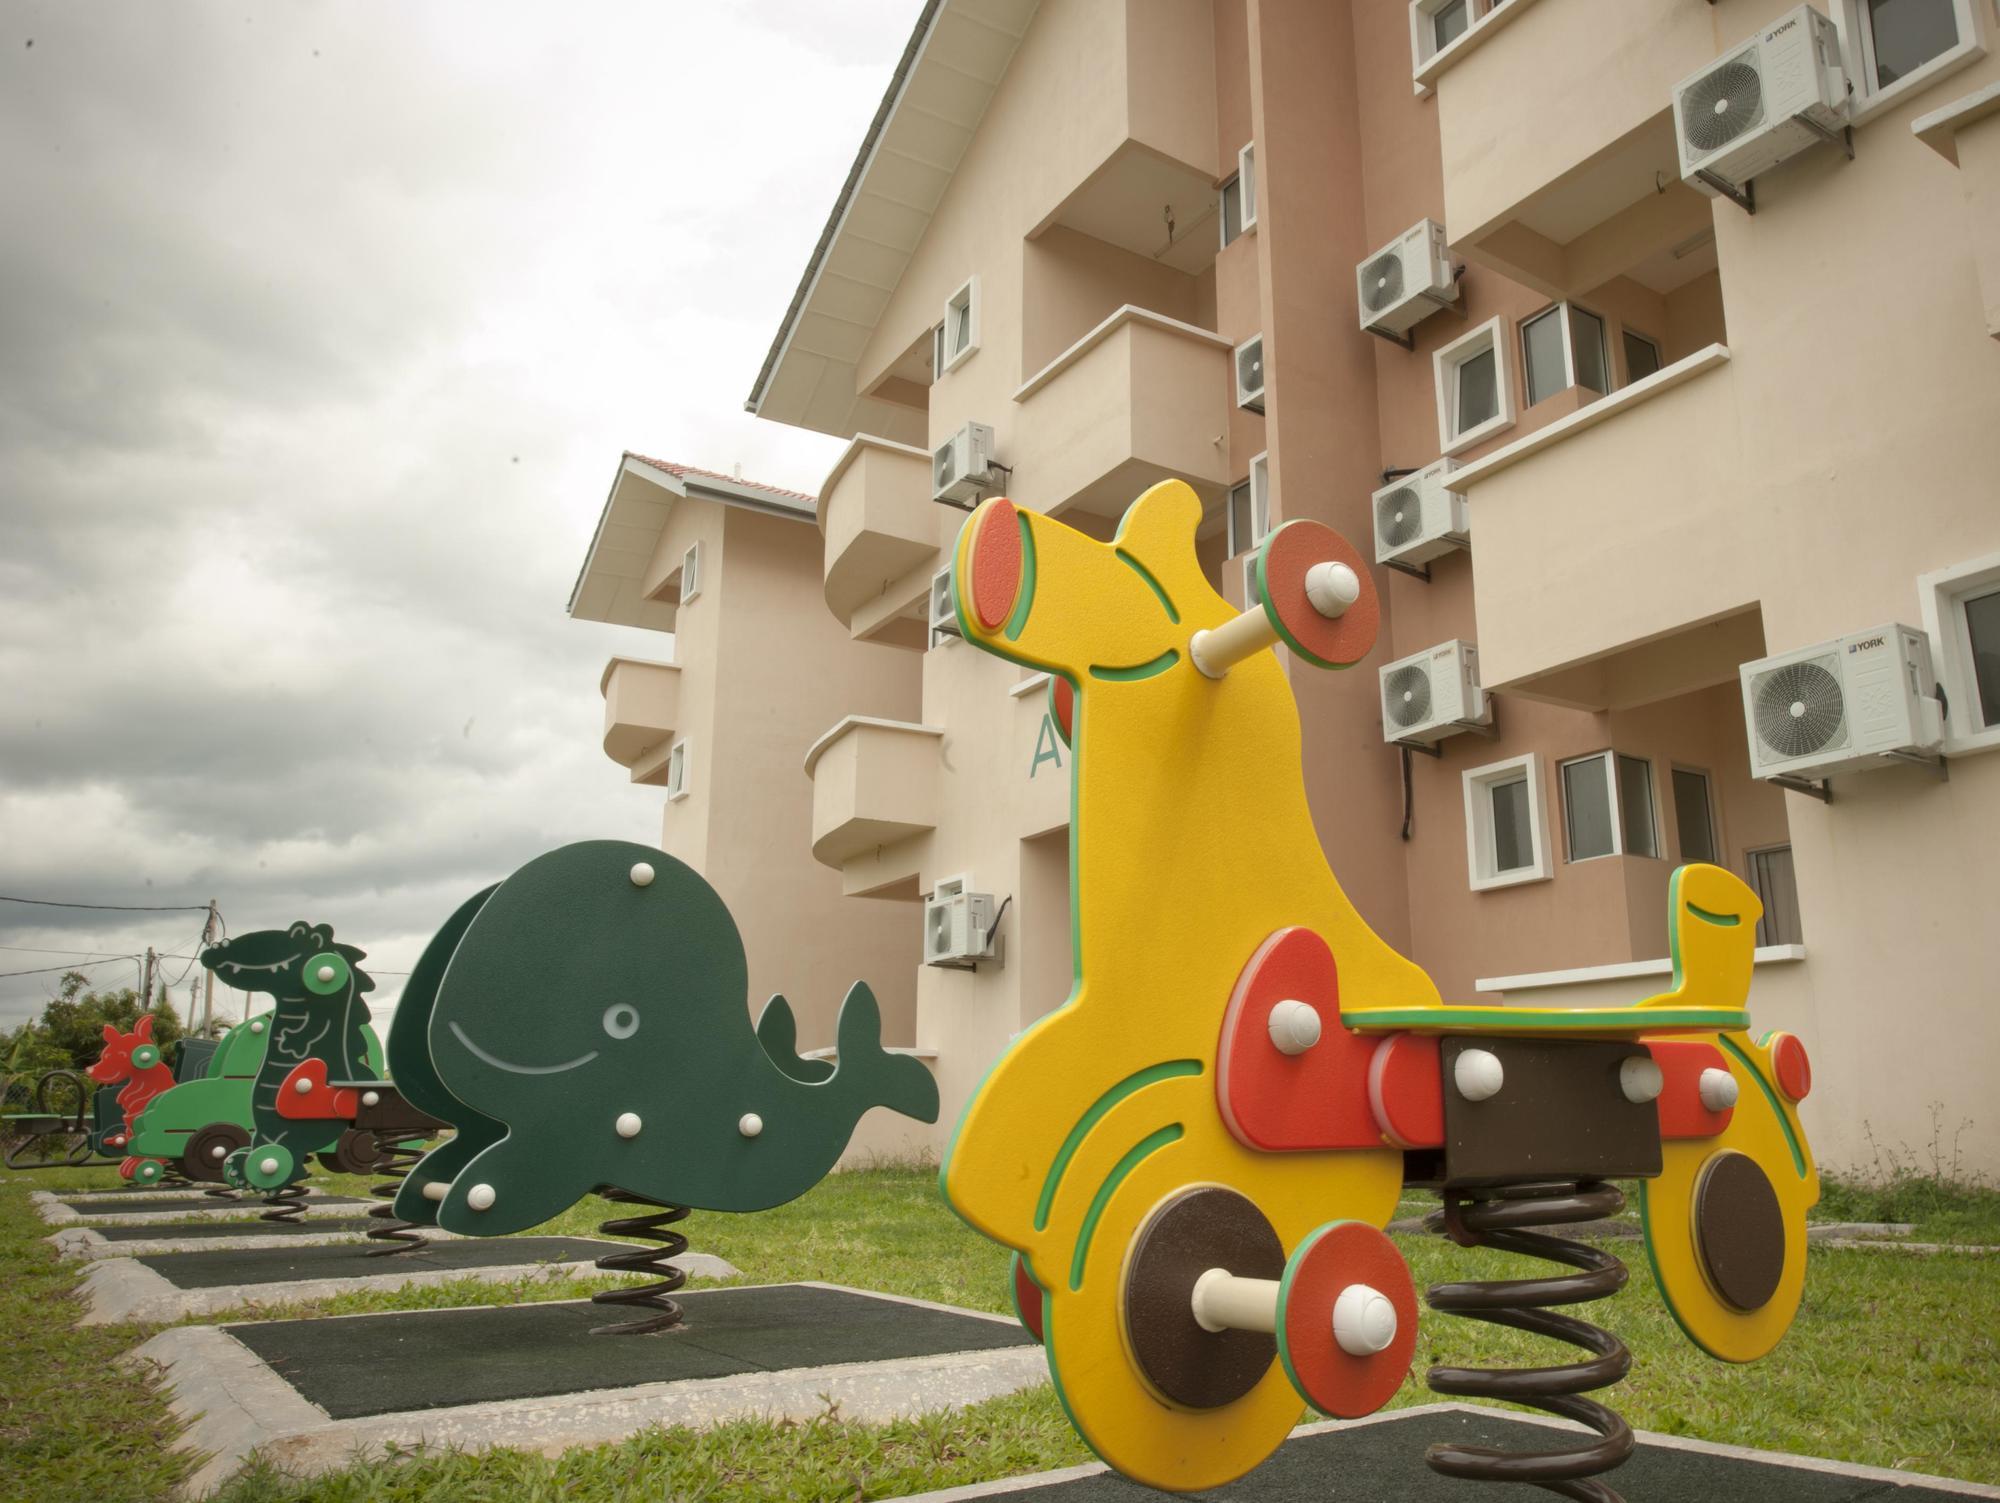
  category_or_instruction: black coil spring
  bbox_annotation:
[364,1134,430,1256]
[589,1187,691,1336]
[157,1164,193,1191]
[260,1181,309,1225]
[1423,1180,1635,1503]
[203,1182,241,1202]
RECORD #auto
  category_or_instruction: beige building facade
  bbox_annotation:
[720,0,1997,1174]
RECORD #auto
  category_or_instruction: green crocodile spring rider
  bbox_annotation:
[391,839,940,1333]
[200,922,377,1218]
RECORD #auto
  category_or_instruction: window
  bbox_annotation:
[1623,329,1664,384]
[1671,767,1718,865]
[1748,845,1803,946]
[1433,316,1515,454]
[1221,174,1246,247]
[939,277,978,374]
[1834,0,1989,117]
[1411,0,1499,67]
[665,740,689,801]
[1918,549,2000,753]
[1559,751,1661,862]
[1463,753,1553,889]
[1520,303,1608,408]
[1237,143,1257,232]
[1225,475,1268,558]
[679,542,701,603]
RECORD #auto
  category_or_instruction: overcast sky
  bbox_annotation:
[0,2,912,1031]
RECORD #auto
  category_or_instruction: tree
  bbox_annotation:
[9,972,186,1075]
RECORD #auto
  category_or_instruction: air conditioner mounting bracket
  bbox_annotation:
[1394,718,1497,757]
[1768,773,1832,803]
[1367,325,1416,351]
[1385,558,1432,582]
[1697,168,1755,215]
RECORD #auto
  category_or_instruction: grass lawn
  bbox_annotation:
[3,1161,1997,1503]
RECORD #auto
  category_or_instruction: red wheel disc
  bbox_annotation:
[1256,521,1378,669]
[1276,1220,1417,1418]
[1011,1253,1046,1344]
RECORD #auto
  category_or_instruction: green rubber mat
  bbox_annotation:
[227,1284,1032,1420]
[140,1236,629,1289]
[960,1409,1974,1501]
[88,1217,378,1242]
[61,1194,364,1216]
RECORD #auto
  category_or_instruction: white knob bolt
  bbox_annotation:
[466,1183,496,1211]
[630,862,655,887]
[616,1112,643,1139]
[211,1144,229,1160]
[315,964,336,983]
[739,1113,763,1139]
[1699,1067,1739,1112]
[258,1157,279,1176]
[1332,1282,1399,1356]
[293,1078,312,1095]
[361,1090,380,1107]
[1267,1000,1323,1056]
[1454,1048,1505,1102]
[422,1180,447,1202]
[250,1020,264,1033]
[1620,1056,1664,1105]
[1304,562,1361,619]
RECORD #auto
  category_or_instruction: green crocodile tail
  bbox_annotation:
[835,982,939,1125]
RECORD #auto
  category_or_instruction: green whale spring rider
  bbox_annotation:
[199,921,375,1191]
[395,840,939,1237]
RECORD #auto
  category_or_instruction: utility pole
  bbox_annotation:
[142,947,156,1010]
[200,899,218,1036]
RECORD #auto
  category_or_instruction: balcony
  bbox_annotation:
[1452,345,1770,708]
[1434,0,1719,301]
[1916,82,2000,339]
[1008,307,1234,525]
[804,717,945,897]
[819,436,939,649]
[600,657,681,785]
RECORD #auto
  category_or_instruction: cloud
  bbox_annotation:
[0,1,913,1027]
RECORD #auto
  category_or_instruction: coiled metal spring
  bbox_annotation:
[259,1181,309,1225]
[1424,1180,1634,1503]
[589,1187,691,1336]
[202,1182,241,1202]
[364,1133,429,1256]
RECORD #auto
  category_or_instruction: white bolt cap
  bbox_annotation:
[1454,1047,1504,1102]
[466,1183,496,1211]
[315,964,336,982]
[211,1145,229,1160]
[1304,561,1362,619]
[1699,1067,1739,1112]
[361,1090,380,1107]
[293,1077,313,1094]
[630,862,655,887]
[616,1111,643,1139]
[1332,1282,1399,1356]
[739,1113,764,1139]
[250,1020,264,1033]
[1620,1056,1665,1105]
[421,1180,447,1202]
[1267,1000,1323,1056]
[258,1157,279,1176]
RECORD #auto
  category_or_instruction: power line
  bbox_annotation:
[0,944,141,957]
[0,956,140,980]
[0,895,213,913]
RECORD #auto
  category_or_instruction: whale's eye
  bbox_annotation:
[602,1004,640,1040]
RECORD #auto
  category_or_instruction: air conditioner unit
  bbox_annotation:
[1379,639,1489,745]
[928,567,962,646]
[1372,458,1469,568]
[1674,4,1848,201]
[1235,334,1266,413]
[1739,624,1943,781]
[924,875,1000,968]
[934,421,999,507]
[1357,218,1457,338]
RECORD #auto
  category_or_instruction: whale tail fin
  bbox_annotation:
[756,995,837,1083]
[833,982,939,1125]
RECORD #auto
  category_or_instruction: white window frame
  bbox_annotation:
[1520,301,1610,408]
[940,277,979,374]
[1832,0,1990,125]
[1463,752,1553,890]
[1918,548,2000,755]
[679,541,701,603]
[1669,764,1721,866]
[1433,315,1515,455]
[1237,142,1257,232]
[1558,750,1662,863]
[1220,172,1245,248]
[1225,461,1271,558]
[1409,0,1495,71]
[1620,326,1664,387]
[665,739,689,801]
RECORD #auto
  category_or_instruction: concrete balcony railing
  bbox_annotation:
[1008,307,1234,525]
[1434,0,1718,299]
[600,657,682,785]
[818,436,940,649]
[1453,345,1768,708]
[803,716,945,896]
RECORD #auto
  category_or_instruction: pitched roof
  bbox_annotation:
[625,454,815,507]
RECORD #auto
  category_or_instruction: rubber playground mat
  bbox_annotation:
[948,1408,1988,1502]
[59,1193,364,1216]
[138,1236,629,1289]
[227,1283,1034,1420]
[86,1216,379,1242]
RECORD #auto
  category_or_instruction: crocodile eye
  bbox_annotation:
[288,923,307,939]
[602,1005,640,1040]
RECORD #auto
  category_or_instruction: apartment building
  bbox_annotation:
[568,454,932,1154]
[739,0,2000,1173]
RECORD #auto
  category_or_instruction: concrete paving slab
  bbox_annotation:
[33,1188,366,1226]
[52,1217,387,1260]
[900,1404,2000,1501]
[133,1281,1043,1496]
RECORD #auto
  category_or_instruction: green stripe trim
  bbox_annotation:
[1113,547,1180,623]
[1002,509,1037,642]
[1088,650,1179,682]
[1687,903,1740,927]
[1345,1005,1749,1033]
[1070,1124,1182,1291]
[1719,1033,1807,1178]
[1035,1059,1202,1231]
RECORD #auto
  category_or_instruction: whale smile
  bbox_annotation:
[448,1021,599,1076]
